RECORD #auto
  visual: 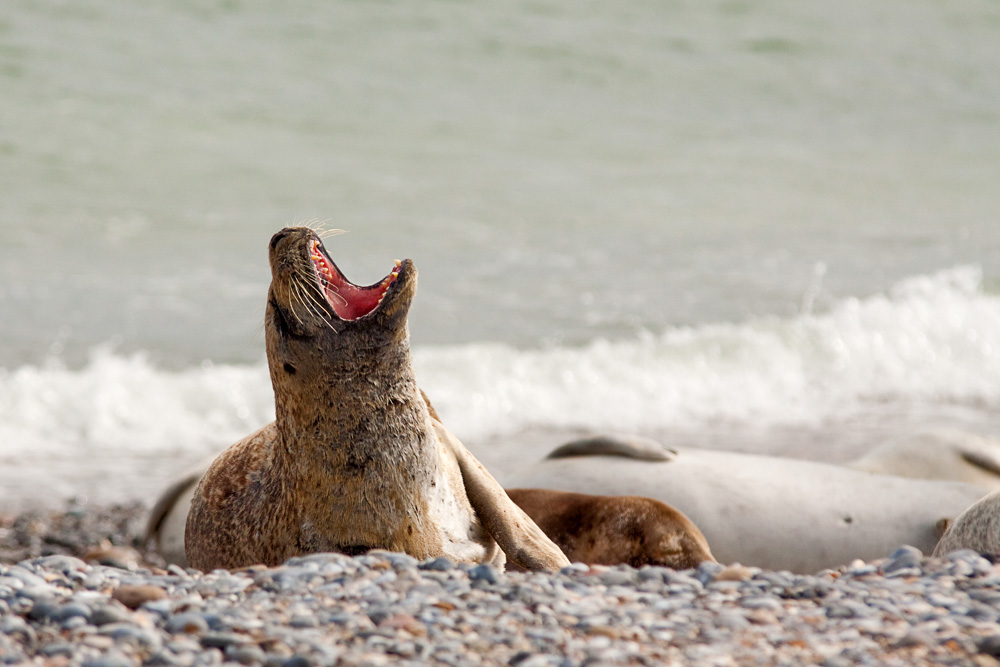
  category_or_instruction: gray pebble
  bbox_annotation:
[892,629,933,648]
[28,555,88,573]
[884,566,921,579]
[165,612,210,635]
[226,643,267,664]
[38,641,76,657]
[289,614,318,628]
[636,566,667,583]
[167,564,191,578]
[91,603,134,627]
[7,519,1000,667]
[5,566,48,588]
[694,561,724,585]
[469,563,501,585]
[371,551,419,570]
[82,649,138,667]
[946,548,983,562]
[510,652,562,667]
[0,614,36,643]
[100,622,163,650]
[27,596,61,622]
[418,556,454,572]
[741,596,781,611]
[598,570,635,587]
[54,601,93,624]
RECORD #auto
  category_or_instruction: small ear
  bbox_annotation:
[433,421,570,572]
[546,435,678,462]
[935,517,952,539]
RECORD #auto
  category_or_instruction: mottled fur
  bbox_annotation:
[185,227,568,572]
[505,488,716,571]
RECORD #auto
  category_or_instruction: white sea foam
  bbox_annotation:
[419,265,1000,438]
[1,266,997,506]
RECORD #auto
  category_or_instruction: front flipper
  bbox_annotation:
[961,446,1000,477]
[546,434,678,462]
[433,420,571,572]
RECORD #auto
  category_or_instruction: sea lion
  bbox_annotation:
[184,227,569,572]
[504,488,716,571]
[507,442,987,573]
[932,490,1000,557]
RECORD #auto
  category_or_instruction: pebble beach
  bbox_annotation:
[2,503,1000,666]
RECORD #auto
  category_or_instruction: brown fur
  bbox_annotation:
[185,227,568,572]
[504,488,716,571]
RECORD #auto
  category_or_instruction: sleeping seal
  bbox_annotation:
[504,488,715,571]
[507,438,986,573]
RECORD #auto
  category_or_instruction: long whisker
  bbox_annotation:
[289,279,315,318]
[292,275,339,332]
[292,270,334,316]
[300,261,349,308]
[284,283,305,325]
[293,275,328,315]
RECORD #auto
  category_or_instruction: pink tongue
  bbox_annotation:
[313,249,392,321]
[329,283,385,320]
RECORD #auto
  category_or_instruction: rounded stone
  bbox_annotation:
[90,603,133,627]
[111,585,167,610]
[27,597,61,623]
[165,612,210,635]
[54,602,93,624]
[469,564,500,585]
[99,622,162,650]
[419,557,454,572]
[38,641,75,657]
[226,643,267,665]
[81,649,138,667]
[29,555,88,573]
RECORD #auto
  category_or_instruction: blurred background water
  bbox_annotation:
[2,0,1000,508]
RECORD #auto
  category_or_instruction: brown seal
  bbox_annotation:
[185,227,569,572]
[504,488,716,571]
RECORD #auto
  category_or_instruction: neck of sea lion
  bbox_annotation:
[269,323,441,557]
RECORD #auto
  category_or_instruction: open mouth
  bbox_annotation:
[309,239,402,321]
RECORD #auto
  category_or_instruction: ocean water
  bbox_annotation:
[2,0,1000,509]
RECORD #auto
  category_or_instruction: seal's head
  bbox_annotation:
[265,227,417,399]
